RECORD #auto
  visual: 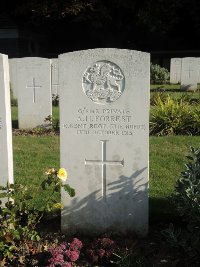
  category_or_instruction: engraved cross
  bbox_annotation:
[26,78,42,103]
[85,140,124,201]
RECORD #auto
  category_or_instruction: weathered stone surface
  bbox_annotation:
[17,57,52,129]
[60,49,150,236]
[181,57,198,91]
[0,53,14,186]
[170,58,182,84]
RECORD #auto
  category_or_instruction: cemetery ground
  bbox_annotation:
[4,86,200,266]
[12,134,200,267]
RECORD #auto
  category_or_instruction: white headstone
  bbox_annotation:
[60,49,150,236]
[9,58,19,99]
[196,58,200,83]
[170,58,182,84]
[0,53,14,186]
[17,57,52,129]
[181,57,198,91]
[51,58,59,96]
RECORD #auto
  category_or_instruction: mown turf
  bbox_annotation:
[11,89,200,220]
[149,136,200,221]
[13,135,60,208]
[12,134,200,220]
[150,84,200,102]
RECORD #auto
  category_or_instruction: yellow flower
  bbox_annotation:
[53,202,64,210]
[57,168,68,181]
[45,168,56,175]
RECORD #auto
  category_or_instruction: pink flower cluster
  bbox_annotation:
[48,238,83,267]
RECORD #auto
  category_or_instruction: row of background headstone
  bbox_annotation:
[9,58,58,128]
[170,57,200,91]
[9,58,59,99]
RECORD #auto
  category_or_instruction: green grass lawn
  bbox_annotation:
[12,133,200,221]
[150,83,200,90]
[150,84,200,101]
[149,136,200,221]
[10,93,200,221]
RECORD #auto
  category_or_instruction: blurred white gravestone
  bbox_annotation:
[196,58,200,83]
[60,49,150,236]
[51,58,59,96]
[170,58,182,84]
[9,58,19,99]
[181,57,198,91]
[0,53,14,186]
[17,57,52,129]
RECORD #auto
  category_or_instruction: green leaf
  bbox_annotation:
[36,235,40,241]
[186,156,194,161]
[41,180,47,190]
[63,184,75,197]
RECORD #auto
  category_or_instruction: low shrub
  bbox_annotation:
[181,93,200,105]
[0,168,75,265]
[150,94,200,135]
[45,115,59,132]
[150,63,169,84]
[150,91,168,106]
[172,147,200,227]
[112,242,148,267]
[163,147,200,264]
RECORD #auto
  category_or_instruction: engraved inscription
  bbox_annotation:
[62,107,147,136]
[85,140,124,201]
[82,61,125,105]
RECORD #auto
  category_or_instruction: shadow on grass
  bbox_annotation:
[151,88,182,93]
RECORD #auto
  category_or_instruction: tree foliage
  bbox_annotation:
[1,0,200,49]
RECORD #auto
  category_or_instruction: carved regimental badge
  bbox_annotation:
[82,61,125,104]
